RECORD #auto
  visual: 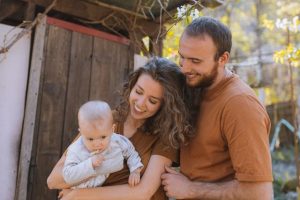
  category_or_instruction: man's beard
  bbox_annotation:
[190,62,219,88]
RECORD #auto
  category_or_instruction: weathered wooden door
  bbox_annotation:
[21,16,133,200]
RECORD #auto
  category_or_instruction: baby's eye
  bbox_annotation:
[101,136,107,139]
[88,138,94,141]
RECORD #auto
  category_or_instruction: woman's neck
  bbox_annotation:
[123,114,145,138]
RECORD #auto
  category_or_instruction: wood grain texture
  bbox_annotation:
[31,24,72,200]
[90,37,129,109]
[62,31,93,151]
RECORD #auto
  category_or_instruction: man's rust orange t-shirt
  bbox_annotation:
[181,74,273,183]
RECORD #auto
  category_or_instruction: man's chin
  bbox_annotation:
[186,80,201,88]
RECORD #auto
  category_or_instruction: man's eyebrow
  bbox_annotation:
[178,51,201,61]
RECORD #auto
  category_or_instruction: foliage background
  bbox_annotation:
[163,0,300,106]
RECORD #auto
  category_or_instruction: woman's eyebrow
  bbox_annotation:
[136,85,144,91]
[136,84,161,101]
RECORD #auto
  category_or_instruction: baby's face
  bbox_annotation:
[79,119,113,153]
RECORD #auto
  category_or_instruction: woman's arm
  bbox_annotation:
[61,155,172,200]
[48,134,82,189]
[47,154,71,189]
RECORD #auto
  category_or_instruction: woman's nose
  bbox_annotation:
[136,97,146,108]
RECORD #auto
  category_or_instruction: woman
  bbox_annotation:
[47,57,193,200]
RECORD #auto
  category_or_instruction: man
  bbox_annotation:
[161,16,273,199]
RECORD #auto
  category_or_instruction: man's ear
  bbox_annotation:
[218,51,230,65]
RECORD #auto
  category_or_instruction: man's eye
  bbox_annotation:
[192,59,201,64]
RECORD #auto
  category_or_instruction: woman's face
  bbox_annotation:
[129,73,163,120]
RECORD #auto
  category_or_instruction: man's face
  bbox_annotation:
[178,33,220,88]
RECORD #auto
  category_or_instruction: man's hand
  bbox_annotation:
[91,154,104,169]
[161,166,193,199]
[128,168,141,187]
[58,189,72,199]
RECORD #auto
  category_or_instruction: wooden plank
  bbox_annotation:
[30,24,72,200]
[90,37,129,108]
[62,31,93,151]
[47,16,130,45]
[14,14,47,200]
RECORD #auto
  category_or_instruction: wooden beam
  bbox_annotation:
[15,14,47,200]
[31,0,162,39]
[46,16,130,45]
[31,0,111,21]
[0,0,25,22]
[83,0,149,20]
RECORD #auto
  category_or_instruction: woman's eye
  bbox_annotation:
[149,99,157,104]
[136,89,142,95]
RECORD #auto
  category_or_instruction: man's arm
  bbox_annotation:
[161,166,273,200]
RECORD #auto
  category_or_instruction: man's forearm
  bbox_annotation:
[189,180,273,200]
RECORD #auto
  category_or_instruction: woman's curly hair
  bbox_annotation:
[114,57,194,149]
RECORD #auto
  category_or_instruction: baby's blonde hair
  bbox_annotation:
[78,100,113,127]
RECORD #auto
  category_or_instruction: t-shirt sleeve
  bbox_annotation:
[152,137,179,163]
[222,95,273,182]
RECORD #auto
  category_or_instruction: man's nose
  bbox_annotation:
[179,58,191,73]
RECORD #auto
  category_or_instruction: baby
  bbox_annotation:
[63,100,143,188]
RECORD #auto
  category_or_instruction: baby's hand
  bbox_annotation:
[128,168,141,187]
[91,153,104,168]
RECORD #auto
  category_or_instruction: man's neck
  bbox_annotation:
[206,68,231,91]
